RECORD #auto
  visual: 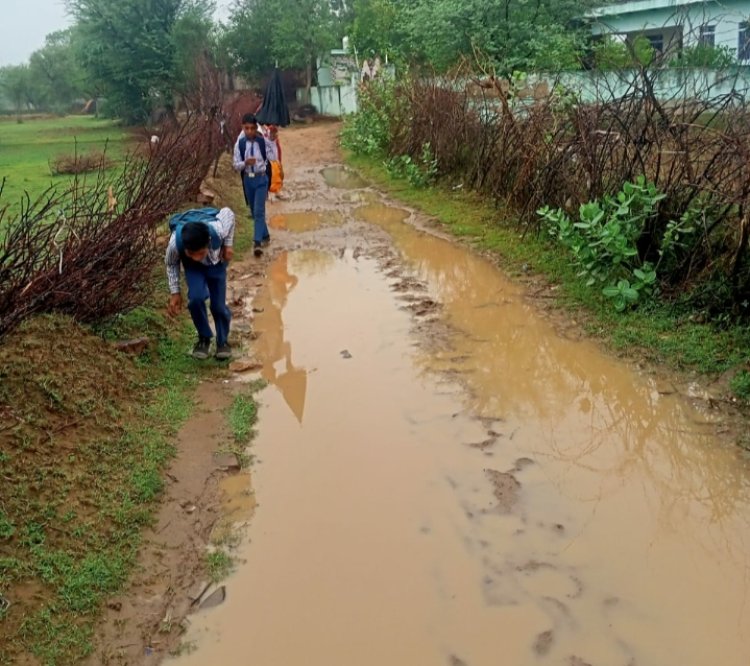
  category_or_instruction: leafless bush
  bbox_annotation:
[0,69,228,337]
[49,151,115,176]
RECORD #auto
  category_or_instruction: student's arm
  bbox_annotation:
[165,235,183,315]
[218,208,236,262]
[232,138,245,172]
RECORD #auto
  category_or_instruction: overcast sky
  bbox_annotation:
[0,0,233,67]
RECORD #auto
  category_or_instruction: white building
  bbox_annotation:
[588,0,750,60]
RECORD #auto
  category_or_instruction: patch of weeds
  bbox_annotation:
[20,607,95,664]
[205,550,234,583]
[170,640,198,657]
[229,393,258,445]
[0,511,15,540]
[731,370,750,402]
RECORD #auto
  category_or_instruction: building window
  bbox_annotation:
[739,22,750,60]
[647,34,664,53]
[699,24,716,47]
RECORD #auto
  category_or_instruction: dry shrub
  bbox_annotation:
[0,62,232,338]
[377,62,750,311]
[50,151,115,175]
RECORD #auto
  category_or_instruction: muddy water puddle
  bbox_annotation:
[269,210,343,233]
[321,164,368,189]
[174,191,750,665]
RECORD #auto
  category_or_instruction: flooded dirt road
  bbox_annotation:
[173,126,750,666]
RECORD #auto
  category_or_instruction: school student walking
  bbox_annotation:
[234,114,270,257]
[166,208,235,361]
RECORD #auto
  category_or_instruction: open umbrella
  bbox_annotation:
[257,69,291,127]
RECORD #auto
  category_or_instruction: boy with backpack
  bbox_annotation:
[233,113,270,257]
[166,207,235,361]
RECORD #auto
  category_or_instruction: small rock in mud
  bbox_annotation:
[200,585,226,610]
[340,349,353,359]
[229,359,263,373]
[534,630,555,656]
[213,452,241,471]
[106,600,122,612]
[252,307,265,313]
[485,469,521,513]
[113,337,151,355]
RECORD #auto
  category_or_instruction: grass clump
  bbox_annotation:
[205,550,234,583]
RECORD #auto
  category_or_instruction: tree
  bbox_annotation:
[28,30,86,114]
[172,0,218,97]
[67,0,187,123]
[228,0,338,103]
[403,0,598,73]
[350,0,405,62]
[0,65,33,121]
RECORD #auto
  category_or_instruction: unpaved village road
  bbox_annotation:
[167,124,750,666]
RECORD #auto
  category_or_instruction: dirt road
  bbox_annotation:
[149,124,750,665]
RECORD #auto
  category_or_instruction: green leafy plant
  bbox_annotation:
[341,80,399,157]
[539,177,694,311]
[385,143,438,188]
[671,44,736,69]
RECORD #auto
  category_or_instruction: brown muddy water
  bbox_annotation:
[173,171,750,666]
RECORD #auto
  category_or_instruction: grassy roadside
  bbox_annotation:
[0,154,259,663]
[0,298,223,664]
[0,116,130,212]
[346,152,750,404]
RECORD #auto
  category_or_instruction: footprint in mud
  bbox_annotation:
[516,560,584,600]
[402,298,441,317]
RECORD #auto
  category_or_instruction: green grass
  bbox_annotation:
[222,383,265,468]
[205,550,234,583]
[0,309,215,665]
[346,152,750,401]
[0,115,130,210]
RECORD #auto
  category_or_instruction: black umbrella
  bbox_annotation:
[257,69,291,127]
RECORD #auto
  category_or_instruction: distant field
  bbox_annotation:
[0,116,132,212]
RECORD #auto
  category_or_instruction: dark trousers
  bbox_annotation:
[242,173,270,242]
[184,260,231,346]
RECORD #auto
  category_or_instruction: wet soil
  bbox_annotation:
[106,124,750,665]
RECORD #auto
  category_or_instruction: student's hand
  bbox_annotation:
[167,294,182,317]
[245,157,257,166]
[222,247,234,263]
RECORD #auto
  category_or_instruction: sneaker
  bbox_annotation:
[192,337,211,360]
[262,234,271,246]
[254,241,263,258]
[215,343,232,361]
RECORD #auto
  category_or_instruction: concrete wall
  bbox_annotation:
[529,66,750,103]
[298,77,360,116]
[590,0,750,55]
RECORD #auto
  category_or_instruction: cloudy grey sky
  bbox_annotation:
[0,0,233,67]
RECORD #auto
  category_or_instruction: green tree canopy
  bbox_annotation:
[67,0,196,123]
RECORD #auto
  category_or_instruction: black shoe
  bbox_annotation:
[192,337,211,360]
[215,343,232,361]
[262,234,271,246]
[254,241,263,258]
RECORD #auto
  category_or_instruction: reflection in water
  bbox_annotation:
[177,219,750,666]
[253,252,308,423]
